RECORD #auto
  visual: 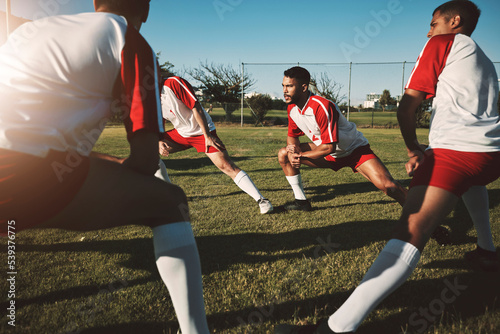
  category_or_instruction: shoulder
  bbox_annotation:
[310,95,335,111]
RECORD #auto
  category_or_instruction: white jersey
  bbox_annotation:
[406,33,500,152]
[0,12,164,157]
[288,94,368,158]
[161,76,215,137]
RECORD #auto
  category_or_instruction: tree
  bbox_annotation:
[187,61,255,121]
[415,98,433,128]
[156,52,176,78]
[310,72,346,104]
[379,89,396,112]
[247,94,274,125]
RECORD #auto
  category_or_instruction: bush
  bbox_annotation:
[247,94,274,125]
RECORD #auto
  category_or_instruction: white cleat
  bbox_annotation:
[258,198,273,214]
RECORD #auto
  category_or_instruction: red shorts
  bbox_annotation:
[324,144,378,172]
[0,149,90,233]
[163,129,225,153]
[410,148,500,197]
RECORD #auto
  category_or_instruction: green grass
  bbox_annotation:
[1,125,499,334]
[206,107,398,128]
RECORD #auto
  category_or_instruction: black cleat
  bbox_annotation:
[284,199,313,212]
[465,246,499,272]
[430,225,452,246]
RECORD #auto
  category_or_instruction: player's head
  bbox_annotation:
[94,0,151,27]
[283,67,310,105]
[429,0,480,37]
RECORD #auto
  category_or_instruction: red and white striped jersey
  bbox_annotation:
[0,12,164,157]
[161,76,215,137]
[406,33,500,152]
[288,94,368,158]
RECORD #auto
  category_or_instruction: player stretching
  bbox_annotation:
[157,76,273,214]
[278,66,407,210]
[0,1,209,333]
[276,1,499,333]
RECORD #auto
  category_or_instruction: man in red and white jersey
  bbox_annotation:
[277,66,407,211]
[276,1,500,333]
[158,76,274,214]
[0,1,209,332]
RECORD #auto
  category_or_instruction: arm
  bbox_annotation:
[286,136,335,168]
[123,130,160,175]
[397,88,428,176]
[300,143,335,160]
[191,102,225,152]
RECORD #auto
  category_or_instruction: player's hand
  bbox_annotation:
[205,135,226,153]
[405,150,424,177]
[286,145,300,154]
[289,152,302,169]
[159,141,171,157]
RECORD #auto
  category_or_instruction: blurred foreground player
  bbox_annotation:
[0,1,209,332]
[158,76,273,214]
[276,1,499,333]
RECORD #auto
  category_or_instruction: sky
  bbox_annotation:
[2,0,500,105]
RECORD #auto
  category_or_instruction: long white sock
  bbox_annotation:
[286,174,307,200]
[462,186,495,251]
[328,239,421,333]
[233,170,263,201]
[155,159,171,183]
[152,222,209,334]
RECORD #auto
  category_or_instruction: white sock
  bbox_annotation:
[152,222,209,334]
[462,186,495,252]
[233,170,263,201]
[155,159,171,183]
[286,174,307,200]
[328,239,421,333]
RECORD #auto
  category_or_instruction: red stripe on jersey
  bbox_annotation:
[120,25,163,140]
[287,103,305,137]
[164,76,198,109]
[311,97,338,144]
[405,34,455,99]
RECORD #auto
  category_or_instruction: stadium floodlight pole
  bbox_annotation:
[241,62,244,127]
[5,0,11,36]
[347,62,352,121]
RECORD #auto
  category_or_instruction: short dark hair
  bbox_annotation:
[284,66,310,86]
[95,0,151,22]
[433,0,481,36]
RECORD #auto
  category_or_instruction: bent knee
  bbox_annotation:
[278,147,289,162]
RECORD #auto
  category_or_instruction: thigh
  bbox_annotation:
[392,185,459,251]
[298,142,337,169]
[356,157,394,183]
[40,157,190,231]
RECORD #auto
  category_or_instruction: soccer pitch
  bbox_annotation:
[1,125,499,333]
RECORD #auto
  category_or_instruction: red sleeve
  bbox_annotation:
[164,76,198,109]
[314,98,339,144]
[405,34,455,99]
[287,104,305,137]
[119,26,164,140]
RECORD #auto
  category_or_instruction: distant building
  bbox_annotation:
[363,93,381,109]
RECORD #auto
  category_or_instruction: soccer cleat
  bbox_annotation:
[430,225,452,246]
[284,199,313,212]
[258,198,273,214]
[465,246,499,272]
[274,320,352,334]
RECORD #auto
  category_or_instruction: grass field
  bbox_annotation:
[1,124,499,334]
[207,107,399,128]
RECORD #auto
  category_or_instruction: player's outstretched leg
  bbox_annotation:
[206,150,273,214]
[41,157,210,333]
[462,186,499,271]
